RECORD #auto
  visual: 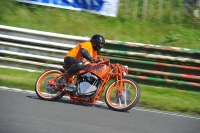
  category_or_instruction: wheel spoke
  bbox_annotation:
[124,90,127,106]
[118,97,122,107]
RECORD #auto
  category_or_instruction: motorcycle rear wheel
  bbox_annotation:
[35,70,65,101]
[105,78,140,112]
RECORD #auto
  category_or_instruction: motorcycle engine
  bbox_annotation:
[77,72,100,96]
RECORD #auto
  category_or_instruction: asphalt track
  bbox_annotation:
[0,87,199,133]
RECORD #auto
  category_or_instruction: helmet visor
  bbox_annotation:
[96,42,104,51]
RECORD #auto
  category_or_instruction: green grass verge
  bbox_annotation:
[0,67,199,116]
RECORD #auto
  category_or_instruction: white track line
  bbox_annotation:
[0,86,199,120]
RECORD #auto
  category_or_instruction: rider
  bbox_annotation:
[59,34,105,90]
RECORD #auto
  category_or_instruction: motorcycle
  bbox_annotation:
[35,57,140,111]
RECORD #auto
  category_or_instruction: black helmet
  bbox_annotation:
[90,34,105,51]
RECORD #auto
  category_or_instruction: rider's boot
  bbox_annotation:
[58,73,76,92]
[59,72,68,88]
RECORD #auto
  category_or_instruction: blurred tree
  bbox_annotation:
[184,0,199,17]
[142,0,148,21]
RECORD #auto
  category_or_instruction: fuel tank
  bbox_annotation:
[79,63,110,79]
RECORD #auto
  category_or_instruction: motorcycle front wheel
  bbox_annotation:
[105,78,140,112]
[35,70,65,101]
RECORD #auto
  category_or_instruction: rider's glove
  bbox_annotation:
[91,58,100,63]
[94,58,100,63]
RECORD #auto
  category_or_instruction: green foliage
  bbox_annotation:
[164,32,181,43]
[0,0,199,49]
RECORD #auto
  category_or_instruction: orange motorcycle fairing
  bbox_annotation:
[77,63,110,79]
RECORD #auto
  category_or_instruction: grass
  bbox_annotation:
[0,67,199,116]
[138,85,200,115]
[0,0,200,49]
